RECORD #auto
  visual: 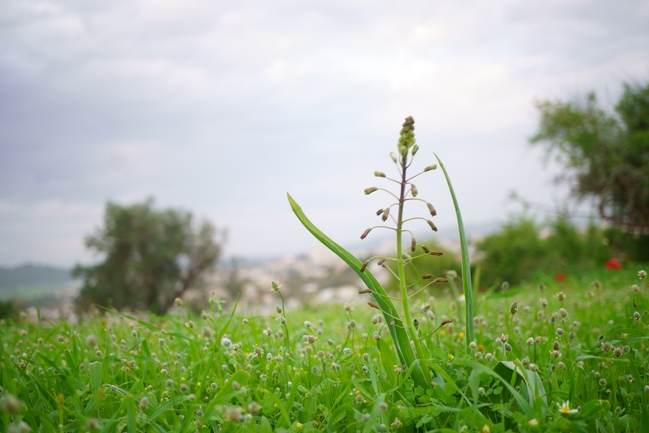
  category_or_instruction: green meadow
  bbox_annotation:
[1,267,647,432]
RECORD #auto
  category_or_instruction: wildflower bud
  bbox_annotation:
[424,164,437,172]
[376,208,384,216]
[360,260,370,273]
[358,289,372,294]
[139,397,149,411]
[426,220,438,232]
[433,278,448,283]
[390,152,397,163]
[500,334,509,343]
[411,237,416,252]
[634,311,641,322]
[411,144,419,156]
[504,343,512,352]
[440,318,453,327]
[427,202,437,216]
[422,304,431,312]
[374,171,386,177]
[557,291,566,302]
[614,347,622,358]
[428,251,443,256]
[360,228,372,240]
[364,187,378,195]
[413,319,419,329]
[174,298,183,307]
[421,245,430,254]
[381,208,390,222]
[638,270,646,279]
[510,302,518,315]
[271,281,281,292]
[368,302,380,310]
[422,274,432,279]
[553,341,560,351]
[411,184,418,197]
[377,258,386,266]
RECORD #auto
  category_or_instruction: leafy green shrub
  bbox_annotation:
[476,214,549,287]
[477,214,612,287]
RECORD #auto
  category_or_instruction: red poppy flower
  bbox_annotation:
[554,273,567,282]
[604,258,622,271]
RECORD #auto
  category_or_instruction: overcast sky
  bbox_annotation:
[1,0,648,267]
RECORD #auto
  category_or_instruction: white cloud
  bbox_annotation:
[0,0,647,265]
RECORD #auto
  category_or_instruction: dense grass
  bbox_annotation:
[1,267,648,432]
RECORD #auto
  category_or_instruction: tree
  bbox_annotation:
[530,81,649,235]
[73,199,225,315]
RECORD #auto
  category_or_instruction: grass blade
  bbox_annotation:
[435,153,474,350]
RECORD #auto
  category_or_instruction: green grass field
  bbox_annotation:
[1,267,648,432]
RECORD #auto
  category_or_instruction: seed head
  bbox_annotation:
[510,302,518,315]
[556,291,566,302]
[1,394,20,414]
[86,335,98,348]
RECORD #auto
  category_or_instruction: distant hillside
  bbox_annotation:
[0,264,72,290]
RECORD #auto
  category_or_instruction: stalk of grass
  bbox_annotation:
[435,153,475,351]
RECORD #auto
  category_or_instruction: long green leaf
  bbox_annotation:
[435,154,475,350]
[287,193,428,389]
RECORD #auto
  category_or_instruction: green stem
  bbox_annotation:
[397,153,432,386]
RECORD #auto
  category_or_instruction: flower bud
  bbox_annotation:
[433,278,448,283]
[390,152,397,163]
[411,184,418,197]
[428,251,443,256]
[364,187,378,195]
[374,171,386,177]
[359,289,372,294]
[411,237,416,252]
[377,258,386,266]
[360,260,370,273]
[427,202,437,216]
[271,281,282,292]
[427,220,438,232]
[421,245,430,254]
[422,274,432,279]
[376,208,384,216]
[510,302,518,315]
[411,144,419,156]
[368,302,380,310]
[360,228,372,240]
[381,208,390,222]
[424,164,437,172]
